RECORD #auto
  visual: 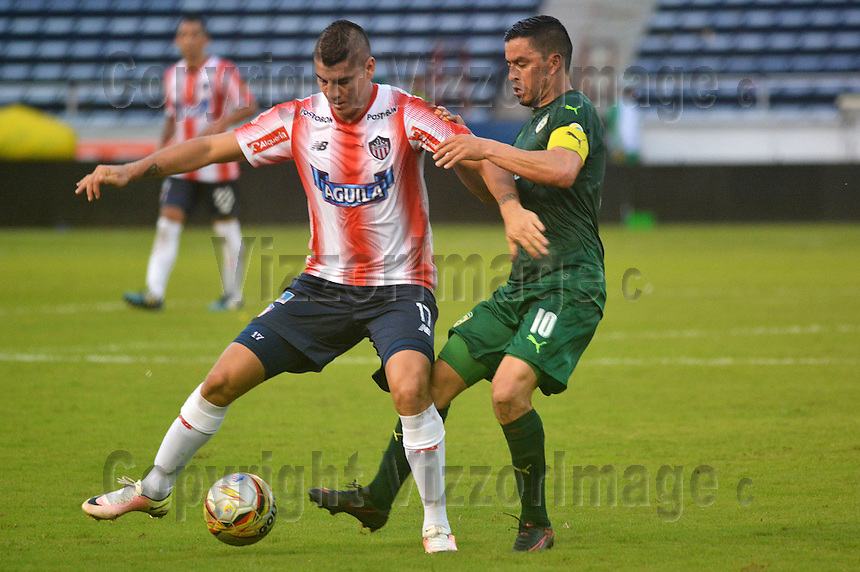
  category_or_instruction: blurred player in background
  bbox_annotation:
[75,20,547,553]
[311,15,605,553]
[124,14,258,311]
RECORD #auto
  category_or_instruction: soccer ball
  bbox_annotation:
[203,473,277,546]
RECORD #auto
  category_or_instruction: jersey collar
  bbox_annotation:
[532,89,577,114]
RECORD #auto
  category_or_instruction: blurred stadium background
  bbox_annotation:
[1,0,858,225]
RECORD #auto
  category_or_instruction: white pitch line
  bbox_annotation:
[0,299,205,317]
[0,353,855,368]
[0,352,213,365]
[600,323,858,341]
[585,356,859,367]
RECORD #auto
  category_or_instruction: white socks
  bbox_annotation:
[143,217,244,303]
[213,219,244,303]
[401,404,450,532]
[145,216,182,301]
[141,384,227,500]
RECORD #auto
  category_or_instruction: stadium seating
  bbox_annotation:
[0,0,539,125]
[634,0,860,109]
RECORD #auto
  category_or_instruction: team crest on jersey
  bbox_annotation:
[312,165,394,208]
[368,136,391,160]
[535,114,549,133]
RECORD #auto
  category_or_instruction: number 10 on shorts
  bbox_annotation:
[530,308,557,338]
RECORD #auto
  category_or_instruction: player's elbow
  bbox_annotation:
[551,169,577,189]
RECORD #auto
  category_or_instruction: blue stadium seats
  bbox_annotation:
[636,0,860,109]
[1,0,540,121]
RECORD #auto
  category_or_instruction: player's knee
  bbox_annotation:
[491,380,532,424]
[390,376,430,414]
[386,351,432,414]
[161,206,186,223]
[201,368,236,407]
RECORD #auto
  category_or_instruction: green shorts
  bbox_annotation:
[440,274,604,396]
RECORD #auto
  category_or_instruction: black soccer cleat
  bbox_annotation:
[308,483,390,532]
[512,520,555,552]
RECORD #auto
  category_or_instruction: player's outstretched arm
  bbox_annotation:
[434,135,584,189]
[74,131,243,202]
[432,106,548,258]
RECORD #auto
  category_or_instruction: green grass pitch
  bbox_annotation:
[1,223,858,570]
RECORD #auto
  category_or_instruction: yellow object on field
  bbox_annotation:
[0,104,76,160]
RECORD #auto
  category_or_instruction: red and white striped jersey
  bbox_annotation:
[234,83,471,290]
[164,55,253,183]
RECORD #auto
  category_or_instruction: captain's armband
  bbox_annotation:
[547,122,589,163]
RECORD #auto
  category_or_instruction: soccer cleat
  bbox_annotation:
[422,524,458,554]
[512,521,555,552]
[82,476,172,520]
[123,291,163,310]
[308,483,390,532]
[208,295,243,312]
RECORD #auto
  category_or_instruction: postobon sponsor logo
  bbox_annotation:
[249,127,289,154]
[301,109,333,123]
[367,106,397,121]
[312,166,394,207]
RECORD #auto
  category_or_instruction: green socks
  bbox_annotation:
[366,406,548,527]
[367,407,449,510]
[502,409,550,527]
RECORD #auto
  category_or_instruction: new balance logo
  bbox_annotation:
[251,331,265,341]
[527,334,548,353]
[311,141,328,151]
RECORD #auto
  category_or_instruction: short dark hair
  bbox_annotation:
[504,15,572,71]
[314,20,371,67]
[177,13,208,35]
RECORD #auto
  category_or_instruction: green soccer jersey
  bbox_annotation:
[509,90,606,298]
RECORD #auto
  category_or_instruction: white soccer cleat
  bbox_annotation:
[82,476,171,520]
[422,524,458,553]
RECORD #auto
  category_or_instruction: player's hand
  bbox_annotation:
[433,135,490,169]
[74,164,132,202]
[434,106,466,126]
[500,203,549,260]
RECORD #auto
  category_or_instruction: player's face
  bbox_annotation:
[315,55,376,121]
[175,21,208,63]
[505,37,552,108]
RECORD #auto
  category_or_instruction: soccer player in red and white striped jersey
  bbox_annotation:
[76,20,547,553]
[124,15,258,311]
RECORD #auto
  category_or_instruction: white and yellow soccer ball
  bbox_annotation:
[203,473,277,546]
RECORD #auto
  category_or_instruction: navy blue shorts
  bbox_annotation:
[160,177,239,218]
[233,274,438,383]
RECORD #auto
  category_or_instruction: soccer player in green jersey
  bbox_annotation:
[310,15,606,552]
